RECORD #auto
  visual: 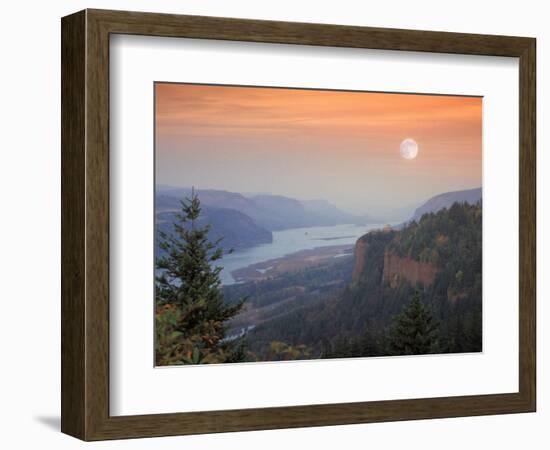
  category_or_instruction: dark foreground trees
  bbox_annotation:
[320,291,440,359]
[389,290,440,355]
[155,189,246,365]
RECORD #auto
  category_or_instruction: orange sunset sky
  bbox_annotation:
[155,83,482,219]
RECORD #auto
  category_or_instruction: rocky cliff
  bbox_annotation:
[382,251,438,288]
[351,238,369,282]
[352,232,439,287]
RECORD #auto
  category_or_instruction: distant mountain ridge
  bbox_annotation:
[156,200,272,252]
[157,186,368,231]
[410,187,481,223]
[301,199,374,224]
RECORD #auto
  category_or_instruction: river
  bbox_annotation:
[218,223,384,285]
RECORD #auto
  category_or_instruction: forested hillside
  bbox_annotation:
[228,201,482,361]
[410,187,481,222]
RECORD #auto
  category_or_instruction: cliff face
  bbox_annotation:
[351,238,369,282]
[382,251,438,287]
[351,230,439,287]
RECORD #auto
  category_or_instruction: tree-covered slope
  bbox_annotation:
[410,187,481,222]
[240,201,482,360]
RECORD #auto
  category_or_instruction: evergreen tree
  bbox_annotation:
[155,189,246,365]
[389,290,440,355]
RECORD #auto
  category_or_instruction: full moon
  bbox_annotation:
[400,138,419,160]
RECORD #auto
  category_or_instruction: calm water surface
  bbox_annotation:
[218,223,384,285]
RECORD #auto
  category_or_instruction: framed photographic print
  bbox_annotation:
[61,9,536,441]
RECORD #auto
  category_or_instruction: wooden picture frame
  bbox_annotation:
[61,9,536,441]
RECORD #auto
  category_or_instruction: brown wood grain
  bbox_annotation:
[61,10,86,438]
[61,8,536,441]
[518,38,536,410]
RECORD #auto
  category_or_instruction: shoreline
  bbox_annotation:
[230,244,354,283]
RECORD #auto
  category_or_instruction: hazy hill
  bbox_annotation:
[248,194,309,230]
[411,187,481,222]
[156,201,272,252]
[301,199,374,225]
[158,188,256,215]
[157,187,366,231]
